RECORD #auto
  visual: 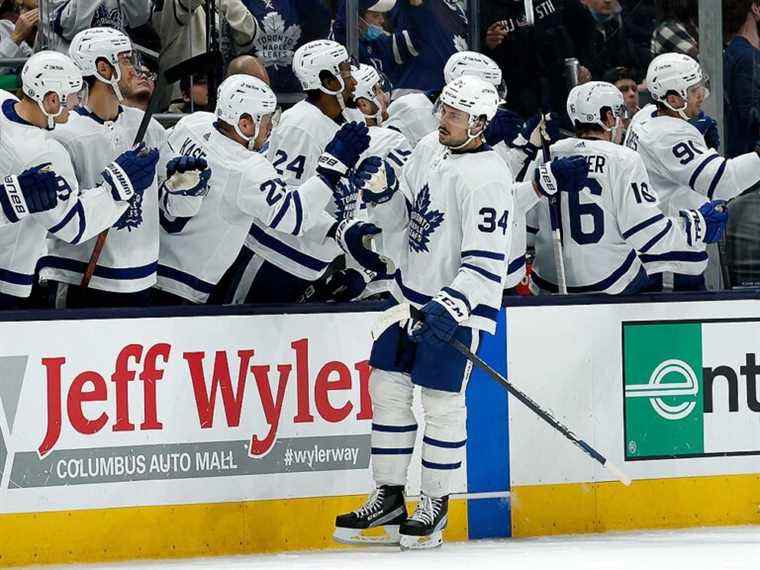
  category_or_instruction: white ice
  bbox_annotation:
[44,526,760,570]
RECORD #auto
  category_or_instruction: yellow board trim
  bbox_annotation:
[511,473,760,537]
[0,495,468,567]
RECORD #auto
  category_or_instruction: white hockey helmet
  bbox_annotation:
[437,75,499,149]
[216,74,278,149]
[646,52,709,118]
[293,40,350,98]
[69,27,133,102]
[21,50,83,129]
[444,51,506,102]
[568,81,626,131]
[352,63,389,124]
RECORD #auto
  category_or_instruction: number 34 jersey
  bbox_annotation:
[369,132,514,334]
[530,138,708,294]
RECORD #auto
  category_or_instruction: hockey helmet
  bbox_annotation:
[568,81,626,131]
[69,27,133,102]
[216,74,278,149]
[646,53,709,118]
[21,50,83,129]
[444,51,506,102]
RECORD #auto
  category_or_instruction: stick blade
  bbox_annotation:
[604,459,632,486]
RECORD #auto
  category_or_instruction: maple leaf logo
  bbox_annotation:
[254,12,302,69]
[408,184,444,254]
[453,34,469,52]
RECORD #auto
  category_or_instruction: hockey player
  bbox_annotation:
[0,50,159,310]
[154,75,371,305]
[530,81,728,295]
[38,27,210,309]
[301,63,413,302]
[332,76,588,550]
[625,53,760,290]
[222,39,361,304]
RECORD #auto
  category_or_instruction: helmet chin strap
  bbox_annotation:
[661,95,690,120]
[95,62,123,102]
[234,118,259,151]
[320,74,347,111]
[37,100,61,130]
[447,117,484,151]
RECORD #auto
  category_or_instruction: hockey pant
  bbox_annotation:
[368,323,480,498]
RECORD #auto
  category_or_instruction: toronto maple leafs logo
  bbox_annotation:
[92,4,124,31]
[332,179,359,222]
[408,185,444,254]
[254,12,302,69]
[113,193,143,232]
[443,0,467,21]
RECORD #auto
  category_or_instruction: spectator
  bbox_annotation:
[46,0,152,54]
[650,0,699,58]
[241,0,331,94]
[151,0,257,111]
[722,0,760,289]
[620,0,656,69]
[480,0,577,119]
[724,0,760,158]
[0,0,36,77]
[331,0,406,87]
[603,65,641,141]
[168,74,209,113]
[565,0,645,81]
[226,54,270,84]
[122,53,157,111]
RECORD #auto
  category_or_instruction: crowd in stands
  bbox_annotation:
[0,0,757,308]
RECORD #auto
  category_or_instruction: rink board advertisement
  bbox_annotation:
[505,298,760,537]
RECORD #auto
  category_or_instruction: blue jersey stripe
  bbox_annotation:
[442,286,472,312]
[247,224,329,272]
[0,267,35,286]
[461,263,502,284]
[688,154,721,190]
[372,423,418,432]
[507,255,526,275]
[48,201,82,236]
[621,213,665,240]
[533,250,637,293]
[157,264,215,295]
[421,458,462,470]
[423,435,467,449]
[40,256,157,280]
[371,447,414,455]
[462,250,506,261]
[639,220,673,253]
[707,160,728,200]
[639,251,709,263]
[394,272,433,304]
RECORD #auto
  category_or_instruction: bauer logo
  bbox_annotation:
[623,320,760,461]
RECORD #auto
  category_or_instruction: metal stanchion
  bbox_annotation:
[467,0,480,52]
[346,0,359,60]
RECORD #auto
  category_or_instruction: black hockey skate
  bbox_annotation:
[399,494,448,550]
[333,485,408,545]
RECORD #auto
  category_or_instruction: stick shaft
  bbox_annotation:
[540,116,568,294]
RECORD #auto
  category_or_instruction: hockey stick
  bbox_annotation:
[539,115,568,294]
[372,304,632,486]
[80,64,171,289]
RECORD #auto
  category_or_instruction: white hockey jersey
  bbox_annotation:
[625,105,760,216]
[244,99,346,281]
[530,137,708,294]
[157,112,338,303]
[40,105,175,293]
[386,92,439,148]
[0,100,128,298]
[369,132,514,334]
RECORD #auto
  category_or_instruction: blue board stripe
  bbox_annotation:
[465,309,510,538]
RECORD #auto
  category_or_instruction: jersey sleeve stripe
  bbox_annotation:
[394,272,433,304]
[472,305,499,321]
[638,219,673,253]
[507,254,527,275]
[247,224,329,271]
[39,256,158,279]
[0,267,34,286]
[47,201,81,235]
[621,213,665,239]
[292,191,303,236]
[157,264,216,294]
[706,159,728,200]
[72,202,86,244]
[269,192,292,231]
[462,249,506,261]
[639,251,709,263]
[460,262,502,284]
[442,286,472,312]
[421,459,462,470]
[688,153,721,190]
[527,226,539,235]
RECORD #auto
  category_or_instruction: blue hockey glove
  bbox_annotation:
[317,122,371,184]
[0,162,62,222]
[690,112,720,150]
[534,156,589,197]
[103,143,160,201]
[334,218,388,275]
[163,155,212,197]
[523,112,560,144]
[351,156,399,205]
[679,200,728,246]
[409,299,459,348]
[485,108,524,146]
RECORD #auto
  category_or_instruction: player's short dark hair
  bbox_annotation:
[573,107,614,136]
[602,66,641,85]
[180,74,208,95]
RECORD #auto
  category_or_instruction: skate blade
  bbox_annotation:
[399,530,443,551]
[333,525,401,546]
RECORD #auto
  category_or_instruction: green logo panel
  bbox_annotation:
[623,323,704,459]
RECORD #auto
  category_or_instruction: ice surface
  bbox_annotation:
[43,526,760,570]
